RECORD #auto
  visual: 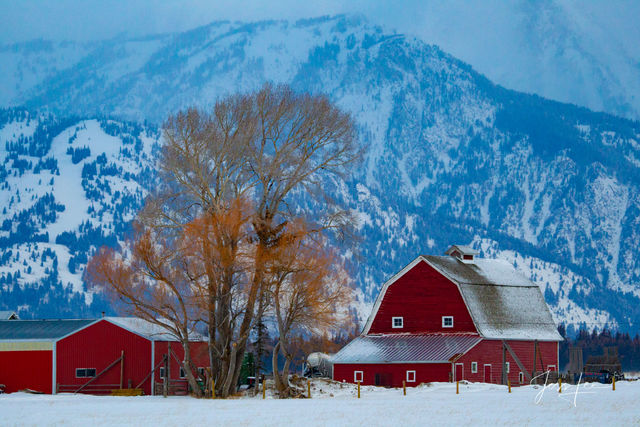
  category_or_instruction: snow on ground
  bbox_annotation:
[1,380,639,426]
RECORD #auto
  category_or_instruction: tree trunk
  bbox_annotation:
[181,342,203,397]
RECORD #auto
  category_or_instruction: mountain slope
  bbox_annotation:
[1,16,640,332]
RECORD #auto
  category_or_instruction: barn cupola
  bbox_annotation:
[445,245,478,262]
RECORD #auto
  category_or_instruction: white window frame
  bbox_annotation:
[471,362,478,373]
[519,372,524,383]
[392,317,404,329]
[406,370,416,383]
[75,368,96,378]
[442,316,454,328]
[159,367,166,379]
[197,367,206,378]
[179,367,186,378]
[506,362,510,373]
[455,363,464,381]
[354,371,363,383]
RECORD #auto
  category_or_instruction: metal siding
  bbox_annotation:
[153,341,209,383]
[57,319,152,395]
[333,362,451,387]
[0,350,52,393]
[458,339,558,385]
[368,261,477,334]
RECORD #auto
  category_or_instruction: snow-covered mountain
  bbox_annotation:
[399,0,640,121]
[1,15,640,333]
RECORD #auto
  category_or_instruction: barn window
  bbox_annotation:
[76,368,96,378]
[442,316,454,328]
[406,370,416,382]
[354,371,363,383]
[392,317,404,328]
[180,367,186,378]
[159,367,166,379]
[471,362,478,373]
[506,362,510,373]
[519,372,524,383]
[197,367,206,378]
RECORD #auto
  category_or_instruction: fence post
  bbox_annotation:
[357,381,361,398]
[308,380,311,398]
[612,376,615,391]
[403,380,406,396]
[262,377,266,399]
[508,380,511,393]
[456,381,459,394]
[558,378,561,394]
[212,379,215,399]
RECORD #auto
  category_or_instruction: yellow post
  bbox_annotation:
[456,381,459,394]
[612,376,616,391]
[403,380,406,396]
[262,378,266,399]
[558,378,561,394]
[212,379,215,399]
[357,381,361,398]
[508,380,511,393]
[308,380,311,398]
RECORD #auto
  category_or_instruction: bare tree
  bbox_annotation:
[90,83,359,398]
[87,225,205,396]
[266,221,352,397]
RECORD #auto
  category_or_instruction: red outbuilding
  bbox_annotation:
[0,317,208,395]
[332,245,562,387]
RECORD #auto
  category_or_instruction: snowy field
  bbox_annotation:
[1,380,639,426]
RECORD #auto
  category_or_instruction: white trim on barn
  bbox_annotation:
[406,370,416,382]
[391,317,404,328]
[52,341,57,394]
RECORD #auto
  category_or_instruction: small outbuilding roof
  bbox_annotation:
[0,319,94,341]
[331,333,482,364]
[0,311,19,320]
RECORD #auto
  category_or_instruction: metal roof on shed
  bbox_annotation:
[0,319,95,341]
[331,333,482,364]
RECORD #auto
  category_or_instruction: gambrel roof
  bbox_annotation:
[362,254,562,341]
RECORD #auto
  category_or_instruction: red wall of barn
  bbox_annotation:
[57,320,153,394]
[458,340,559,384]
[368,260,477,334]
[333,363,451,387]
[153,341,209,383]
[0,350,52,393]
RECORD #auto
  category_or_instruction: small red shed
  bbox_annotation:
[0,317,208,395]
[332,245,562,387]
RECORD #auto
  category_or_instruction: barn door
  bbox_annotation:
[484,364,492,383]
[455,363,463,381]
[374,373,392,387]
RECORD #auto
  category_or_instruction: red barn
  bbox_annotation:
[332,245,562,387]
[0,317,208,395]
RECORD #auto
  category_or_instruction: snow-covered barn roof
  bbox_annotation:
[104,317,206,342]
[0,319,94,341]
[362,254,562,341]
[332,333,481,364]
[424,256,562,341]
[0,311,19,320]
